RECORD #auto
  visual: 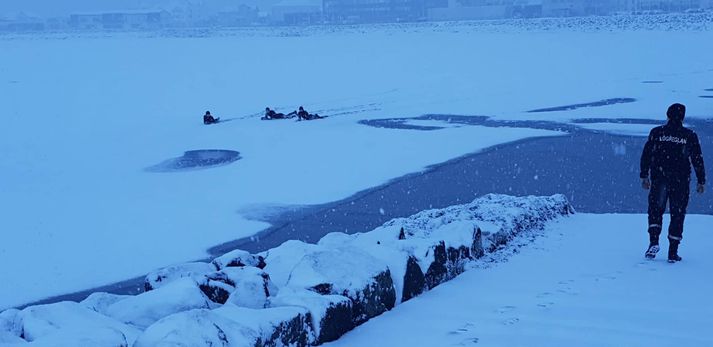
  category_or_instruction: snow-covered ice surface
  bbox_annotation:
[572,123,653,136]
[325,213,713,347]
[2,13,713,309]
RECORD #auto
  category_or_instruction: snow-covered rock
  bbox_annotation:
[270,288,353,345]
[261,240,322,287]
[212,249,267,270]
[389,194,573,250]
[214,304,314,347]
[285,246,397,325]
[10,194,573,346]
[0,330,26,344]
[144,261,217,291]
[133,309,258,347]
[199,267,277,308]
[80,292,131,316]
[135,304,314,347]
[319,229,426,304]
[17,301,140,345]
[105,277,211,329]
[0,309,24,344]
[385,194,573,286]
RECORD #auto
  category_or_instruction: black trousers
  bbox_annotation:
[648,176,690,242]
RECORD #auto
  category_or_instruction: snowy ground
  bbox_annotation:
[326,213,713,347]
[1,14,713,309]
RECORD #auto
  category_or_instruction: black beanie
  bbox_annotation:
[667,103,686,122]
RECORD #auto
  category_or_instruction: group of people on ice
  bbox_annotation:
[202,106,324,125]
[263,106,324,121]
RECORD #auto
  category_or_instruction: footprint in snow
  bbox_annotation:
[502,317,520,325]
[449,322,476,337]
[455,337,480,345]
[495,305,517,314]
[537,302,555,309]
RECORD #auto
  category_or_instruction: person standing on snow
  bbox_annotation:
[640,103,706,263]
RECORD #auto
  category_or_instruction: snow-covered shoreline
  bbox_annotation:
[0,194,574,346]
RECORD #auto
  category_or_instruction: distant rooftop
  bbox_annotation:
[70,9,167,16]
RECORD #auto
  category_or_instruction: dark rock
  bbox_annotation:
[214,305,313,347]
[199,272,235,305]
[285,248,397,326]
[316,298,353,344]
[310,283,333,296]
[424,241,449,289]
[199,267,276,308]
[472,227,485,259]
[401,256,426,302]
[258,309,312,347]
[269,289,354,345]
[446,245,471,277]
[212,249,266,270]
[348,270,396,325]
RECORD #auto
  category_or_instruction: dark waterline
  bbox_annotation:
[526,98,637,113]
[145,149,241,172]
[15,116,713,310]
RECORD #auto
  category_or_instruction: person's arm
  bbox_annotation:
[690,132,706,188]
[640,129,655,186]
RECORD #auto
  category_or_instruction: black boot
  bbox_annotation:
[668,240,682,263]
[645,233,659,259]
[645,243,659,259]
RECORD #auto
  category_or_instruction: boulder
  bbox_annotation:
[80,292,131,316]
[144,262,217,291]
[134,309,259,347]
[260,240,321,288]
[199,267,277,308]
[285,246,396,325]
[327,229,426,304]
[105,277,211,329]
[214,304,313,347]
[269,288,353,345]
[18,301,140,346]
[0,309,24,344]
[213,249,266,270]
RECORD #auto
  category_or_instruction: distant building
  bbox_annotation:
[270,0,323,25]
[0,13,45,32]
[215,5,260,26]
[69,11,167,30]
[323,0,426,24]
[428,0,513,21]
[541,0,586,17]
[621,0,708,12]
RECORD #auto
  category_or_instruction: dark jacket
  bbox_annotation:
[640,121,706,184]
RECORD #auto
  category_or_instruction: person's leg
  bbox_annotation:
[647,178,668,245]
[667,177,690,260]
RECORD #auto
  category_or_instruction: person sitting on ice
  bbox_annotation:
[264,107,286,120]
[203,111,219,125]
[297,106,323,121]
